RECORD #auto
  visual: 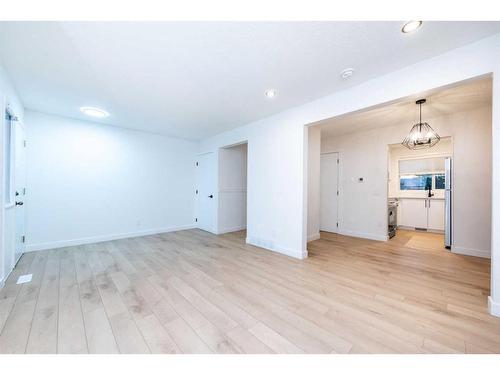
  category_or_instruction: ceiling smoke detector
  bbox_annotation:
[264,89,277,99]
[341,68,355,79]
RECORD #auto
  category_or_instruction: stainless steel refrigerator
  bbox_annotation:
[445,157,452,249]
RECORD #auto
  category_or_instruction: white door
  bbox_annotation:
[320,152,339,233]
[196,152,216,233]
[13,121,26,263]
[400,199,428,229]
[428,199,445,231]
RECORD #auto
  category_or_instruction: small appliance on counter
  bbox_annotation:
[388,199,398,238]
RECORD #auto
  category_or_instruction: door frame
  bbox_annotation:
[386,137,454,242]
[13,118,26,264]
[217,141,248,235]
[1,104,24,285]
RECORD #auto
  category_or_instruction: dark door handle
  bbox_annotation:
[15,201,23,206]
[208,195,213,198]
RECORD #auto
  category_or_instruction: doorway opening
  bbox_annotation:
[387,137,452,250]
[217,142,248,234]
[306,75,492,260]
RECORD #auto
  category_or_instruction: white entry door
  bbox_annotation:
[14,120,26,263]
[320,152,339,233]
[196,152,216,233]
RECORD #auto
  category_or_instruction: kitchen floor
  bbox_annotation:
[391,229,446,252]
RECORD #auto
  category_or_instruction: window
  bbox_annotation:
[400,174,432,190]
[434,174,445,189]
[398,157,446,192]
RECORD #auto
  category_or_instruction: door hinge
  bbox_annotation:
[336,190,339,196]
[22,235,25,243]
[196,162,199,166]
[336,222,339,228]
[195,218,198,222]
[195,189,198,194]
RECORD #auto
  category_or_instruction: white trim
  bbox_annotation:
[1,264,13,287]
[246,236,307,259]
[217,225,247,235]
[488,297,500,317]
[338,229,388,242]
[25,224,196,252]
[451,245,490,259]
[307,232,320,242]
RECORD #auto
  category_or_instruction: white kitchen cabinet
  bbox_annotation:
[398,198,445,232]
[399,199,428,229]
[427,199,445,231]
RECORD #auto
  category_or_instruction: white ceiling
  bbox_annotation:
[317,77,492,138]
[0,22,499,140]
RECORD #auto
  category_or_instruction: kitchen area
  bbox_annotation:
[388,137,452,248]
[311,77,491,259]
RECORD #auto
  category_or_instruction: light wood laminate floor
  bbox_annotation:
[0,228,499,353]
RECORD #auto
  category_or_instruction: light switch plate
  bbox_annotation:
[17,274,33,284]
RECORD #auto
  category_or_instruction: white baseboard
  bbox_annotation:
[0,263,15,288]
[307,232,320,242]
[452,245,490,259]
[246,236,307,259]
[338,229,388,242]
[217,225,247,235]
[25,224,196,252]
[488,296,500,317]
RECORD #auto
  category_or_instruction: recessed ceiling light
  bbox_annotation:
[264,89,277,99]
[341,68,355,79]
[80,106,109,118]
[402,20,423,33]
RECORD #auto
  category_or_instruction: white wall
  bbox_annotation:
[198,34,500,316]
[217,143,247,234]
[25,111,197,251]
[319,106,491,257]
[0,63,25,286]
